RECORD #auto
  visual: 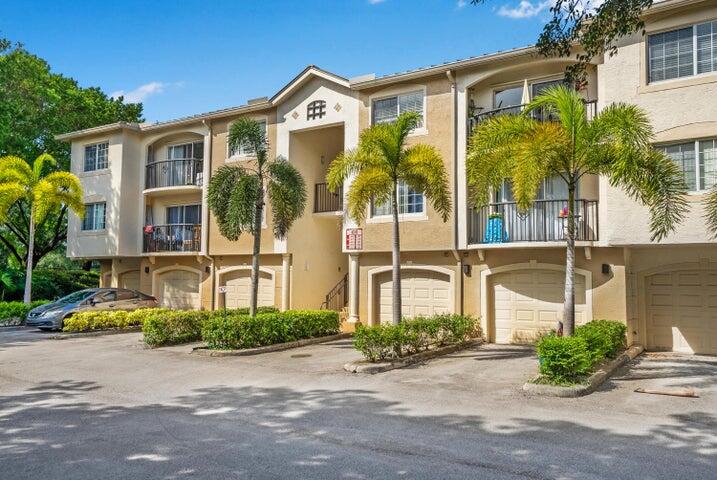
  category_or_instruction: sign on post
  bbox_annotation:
[345,228,363,250]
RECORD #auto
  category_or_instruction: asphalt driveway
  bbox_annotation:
[0,328,714,479]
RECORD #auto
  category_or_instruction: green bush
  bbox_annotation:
[353,314,481,362]
[142,310,213,347]
[536,334,594,384]
[575,320,626,360]
[0,300,51,325]
[202,310,340,350]
[224,306,279,315]
[62,308,162,332]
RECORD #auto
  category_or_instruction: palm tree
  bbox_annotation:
[327,112,451,325]
[706,186,717,235]
[0,154,84,304]
[207,118,307,317]
[466,86,688,336]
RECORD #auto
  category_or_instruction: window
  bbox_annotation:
[648,21,717,83]
[371,181,424,217]
[228,120,267,157]
[493,86,523,109]
[117,289,139,300]
[167,141,203,161]
[84,142,109,172]
[372,90,424,127]
[659,139,717,192]
[494,177,571,203]
[82,202,106,231]
[166,204,201,225]
[307,100,326,120]
[93,291,116,303]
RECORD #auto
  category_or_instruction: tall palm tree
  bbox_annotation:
[0,154,84,304]
[207,118,307,317]
[466,86,688,336]
[327,112,451,325]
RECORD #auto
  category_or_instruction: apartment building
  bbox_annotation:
[59,0,716,354]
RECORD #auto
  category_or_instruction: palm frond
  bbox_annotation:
[267,159,307,239]
[524,86,586,149]
[32,153,57,181]
[400,144,451,221]
[228,118,268,165]
[0,155,33,185]
[208,165,258,240]
[705,185,717,237]
[346,167,392,224]
[0,183,26,222]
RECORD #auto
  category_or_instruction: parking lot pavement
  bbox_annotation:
[0,330,714,479]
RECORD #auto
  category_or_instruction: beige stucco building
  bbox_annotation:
[59,0,717,354]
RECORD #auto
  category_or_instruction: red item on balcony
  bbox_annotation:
[143,225,154,234]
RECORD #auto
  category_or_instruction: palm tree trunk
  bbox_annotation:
[250,184,264,318]
[562,179,576,336]
[391,181,402,325]
[23,210,35,305]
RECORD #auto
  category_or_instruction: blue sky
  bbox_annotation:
[0,0,552,122]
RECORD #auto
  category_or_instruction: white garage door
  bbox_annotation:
[376,270,452,324]
[119,270,140,291]
[645,269,717,354]
[222,270,274,309]
[492,269,587,343]
[158,270,200,309]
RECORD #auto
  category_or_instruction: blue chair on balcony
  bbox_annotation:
[484,215,509,243]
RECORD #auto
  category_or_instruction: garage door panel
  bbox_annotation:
[376,270,452,324]
[159,270,200,310]
[223,270,274,309]
[119,270,140,291]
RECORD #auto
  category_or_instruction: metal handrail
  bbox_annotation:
[314,183,343,213]
[143,223,201,253]
[320,273,349,311]
[145,158,203,189]
[469,99,598,132]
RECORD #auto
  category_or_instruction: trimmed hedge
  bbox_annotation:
[353,314,481,362]
[536,320,627,384]
[63,308,164,332]
[202,310,340,350]
[0,300,51,325]
[143,310,213,347]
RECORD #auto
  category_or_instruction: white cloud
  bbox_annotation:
[496,0,553,19]
[457,0,467,8]
[368,0,386,4]
[110,81,182,103]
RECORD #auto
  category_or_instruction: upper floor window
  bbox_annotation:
[659,139,717,192]
[82,202,106,231]
[494,177,571,203]
[166,204,201,225]
[167,141,203,161]
[372,90,424,128]
[371,181,424,217]
[84,142,109,172]
[228,120,267,158]
[307,100,326,120]
[494,86,523,109]
[648,21,717,83]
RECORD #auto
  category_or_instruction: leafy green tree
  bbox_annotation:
[207,118,307,317]
[0,154,84,303]
[0,39,142,270]
[466,86,687,335]
[327,112,451,325]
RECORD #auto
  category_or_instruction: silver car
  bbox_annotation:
[26,288,159,331]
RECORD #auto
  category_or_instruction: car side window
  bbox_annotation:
[117,289,139,301]
[94,291,116,303]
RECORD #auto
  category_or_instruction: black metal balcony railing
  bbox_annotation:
[320,273,348,311]
[467,199,598,245]
[314,183,343,213]
[468,100,598,133]
[143,224,201,253]
[145,159,203,189]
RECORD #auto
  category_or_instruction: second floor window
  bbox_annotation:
[372,91,424,128]
[167,141,203,161]
[84,142,109,172]
[648,20,717,83]
[371,181,424,217]
[82,202,106,231]
[228,120,267,158]
[660,139,717,192]
[166,204,201,225]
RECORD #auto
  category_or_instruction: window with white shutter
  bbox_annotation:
[697,21,717,75]
[371,90,424,128]
[648,21,717,83]
[371,181,424,217]
[658,139,717,192]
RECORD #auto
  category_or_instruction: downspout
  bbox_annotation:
[201,119,215,310]
[446,69,463,316]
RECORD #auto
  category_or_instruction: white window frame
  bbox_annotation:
[368,180,427,223]
[658,138,717,193]
[164,203,202,225]
[647,19,717,85]
[369,86,427,136]
[83,141,109,172]
[166,141,203,161]
[226,116,269,161]
[82,202,106,231]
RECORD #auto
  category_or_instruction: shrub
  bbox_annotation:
[143,310,213,347]
[62,308,162,332]
[536,334,593,384]
[202,310,340,350]
[0,300,51,325]
[353,314,481,362]
[575,320,627,360]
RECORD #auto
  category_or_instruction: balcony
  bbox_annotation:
[314,183,343,214]
[143,224,201,253]
[145,159,203,190]
[468,100,597,133]
[467,199,598,245]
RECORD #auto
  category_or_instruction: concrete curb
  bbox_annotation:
[344,339,483,374]
[192,332,352,357]
[523,344,645,397]
[50,326,143,340]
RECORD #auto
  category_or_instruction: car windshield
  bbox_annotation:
[55,290,96,304]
